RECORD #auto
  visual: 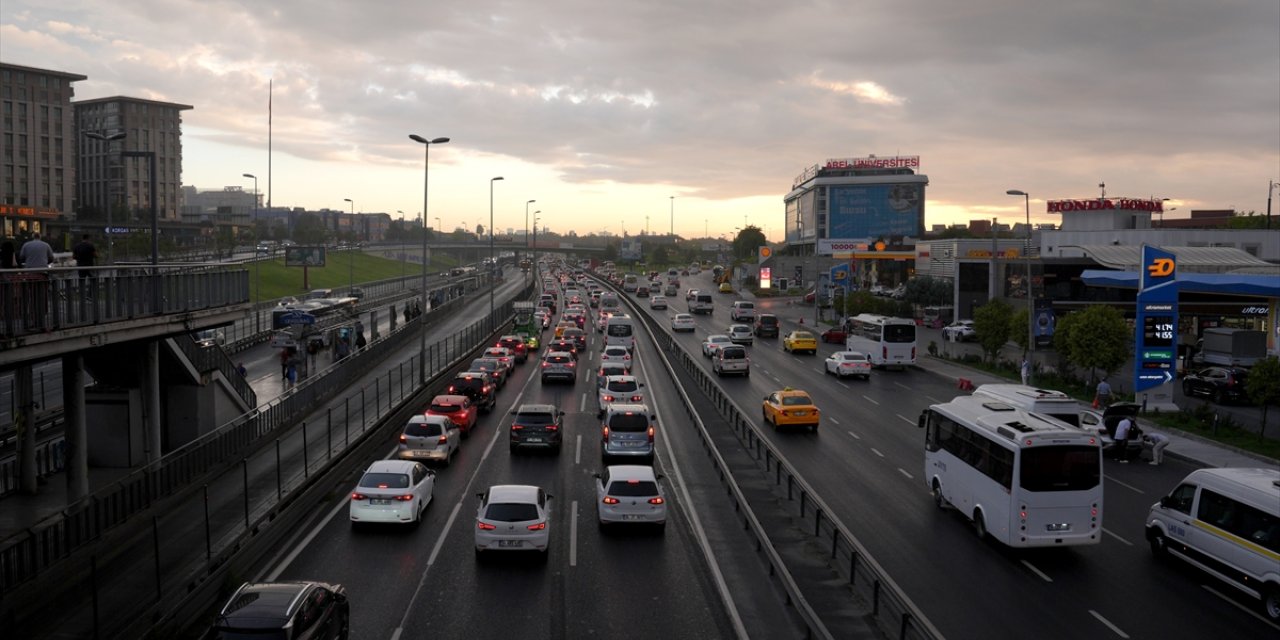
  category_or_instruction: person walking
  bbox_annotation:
[1020,358,1030,386]
[236,362,248,378]
[73,234,97,279]
[1113,415,1134,463]
[280,348,291,380]
[1144,431,1170,466]
[1095,379,1113,408]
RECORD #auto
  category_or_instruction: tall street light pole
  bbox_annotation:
[490,176,504,327]
[525,199,536,281]
[670,196,675,238]
[409,135,449,384]
[1268,179,1276,230]
[243,173,260,330]
[84,131,127,263]
[343,198,355,294]
[1007,189,1034,382]
[89,130,158,266]
[533,216,541,273]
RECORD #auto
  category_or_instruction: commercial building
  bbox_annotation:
[0,62,87,239]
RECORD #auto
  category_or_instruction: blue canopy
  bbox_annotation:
[1080,270,1280,298]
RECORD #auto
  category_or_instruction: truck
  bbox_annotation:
[513,301,538,336]
[1192,328,1267,368]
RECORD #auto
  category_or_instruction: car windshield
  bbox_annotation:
[607,480,659,497]
[1019,446,1101,492]
[430,402,461,413]
[791,332,814,341]
[607,380,639,392]
[781,395,813,406]
[608,413,649,432]
[711,336,730,343]
[885,325,916,343]
[514,412,555,425]
[470,359,495,371]
[360,472,410,489]
[405,422,444,437]
[485,502,539,522]
[608,324,633,337]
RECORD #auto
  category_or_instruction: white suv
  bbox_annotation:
[729,301,756,322]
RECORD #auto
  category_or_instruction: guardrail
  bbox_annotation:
[172,333,257,409]
[603,274,942,640]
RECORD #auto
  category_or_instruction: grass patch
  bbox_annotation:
[248,251,460,300]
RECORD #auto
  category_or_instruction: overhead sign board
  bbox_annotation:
[276,311,317,326]
[1134,245,1178,394]
[1046,198,1165,213]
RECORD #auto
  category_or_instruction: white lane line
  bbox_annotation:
[862,395,879,405]
[926,396,942,404]
[575,434,582,466]
[579,392,587,412]
[837,381,850,389]
[770,374,780,382]
[897,414,915,425]
[847,431,861,440]
[829,417,840,425]
[1021,560,1054,583]
[426,501,465,566]
[895,381,912,390]
[870,447,884,458]
[1202,584,1280,631]
[1088,610,1129,638]
[264,492,351,581]
[812,368,823,374]
[1103,528,1134,546]
[569,501,579,567]
[1105,476,1146,495]
[897,468,913,480]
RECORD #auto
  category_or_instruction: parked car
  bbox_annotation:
[595,465,667,532]
[1077,402,1145,459]
[212,582,349,640]
[474,485,552,561]
[1182,367,1251,404]
[349,459,435,527]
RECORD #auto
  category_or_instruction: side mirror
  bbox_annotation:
[651,415,658,421]
[656,473,666,480]
[639,382,646,387]
[509,410,517,415]
[559,410,566,417]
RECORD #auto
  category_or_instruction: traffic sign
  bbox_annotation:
[277,311,316,326]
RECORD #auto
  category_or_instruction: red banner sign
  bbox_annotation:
[1046,198,1165,213]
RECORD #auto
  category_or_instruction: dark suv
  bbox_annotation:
[509,404,566,453]
[212,581,349,640]
[448,372,497,412]
[754,314,780,338]
[1182,367,1250,404]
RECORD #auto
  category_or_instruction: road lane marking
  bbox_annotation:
[895,382,912,390]
[770,374,780,382]
[897,414,915,425]
[1088,610,1129,638]
[897,468,913,480]
[812,368,823,374]
[575,434,582,466]
[1202,585,1280,631]
[1103,528,1134,546]
[862,395,879,405]
[829,417,840,425]
[1105,476,1146,495]
[870,447,884,458]
[580,392,587,412]
[569,501,579,567]
[1021,560,1054,583]
[848,431,861,440]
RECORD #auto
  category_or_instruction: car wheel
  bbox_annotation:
[810,424,818,434]
[762,409,771,426]
[1264,586,1280,622]
[932,480,946,509]
[1148,528,1168,560]
[973,510,988,541]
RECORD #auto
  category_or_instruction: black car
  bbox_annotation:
[548,338,579,359]
[1182,367,1250,404]
[212,581,349,640]
[754,314,780,338]
[509,404,566,453]
[448,372,497,412]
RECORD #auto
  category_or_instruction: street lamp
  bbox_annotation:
[83,131,126,263]
[533,215,541,272]
[243,173,260,330]
[343,198,355,294]
[490,176,504,327]
[525,199,536,281]
[1006,189,1034,382]
[670,196,675,238]
[409,134,449,384]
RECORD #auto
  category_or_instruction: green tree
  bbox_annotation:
[1224,211,1267,229]
[1245,356,1280,440]
[601,241,618,261]
[903,275,951,307]
[293,213,329,245]
[1010,307,1030,353]
[1060,306,1129,386]
[973,299,1014,363]
[650,244,670,266]
[731,226,767,262]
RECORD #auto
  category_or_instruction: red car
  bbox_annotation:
[427,394,478,436]
[497,335,528,363]
[820,327,848,343]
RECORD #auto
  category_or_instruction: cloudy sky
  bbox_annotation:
[3,0,1278,241]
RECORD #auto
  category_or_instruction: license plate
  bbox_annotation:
[793,411,807,416]
[527,437,543,443]
[371,499,392,505]
[622,514,644,521]
[498,540,522,548]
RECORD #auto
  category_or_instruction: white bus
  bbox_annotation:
[845,313,917,367]
[920,395,1103,547]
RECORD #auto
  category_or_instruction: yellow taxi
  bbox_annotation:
[718,282,734,293]
[761,388,820,432]
[554,321,576,339]
[782,330,818,355]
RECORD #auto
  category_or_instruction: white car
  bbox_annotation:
[600,345,633,370]
[595,465,667,531]
[702,334,733,357]
[396,415,460,465]
[671,313,696,332]
[825,351,872,379]
[941,320,977,342]
[598,375,647,417]
[729,301,756,322]
[483,346,515,369]
[726,324,753,345]
[649,295,668,310]
[534,311,550,330]
[349,459,435,527]
[474,484,552,560]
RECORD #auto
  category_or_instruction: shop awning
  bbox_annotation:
[1071,246,1273,272]
[1080,269,1280,297]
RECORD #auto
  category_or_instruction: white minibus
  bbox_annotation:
[604,314,636,351]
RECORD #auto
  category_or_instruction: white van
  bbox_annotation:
[690,292,714,315]
[623,274,639,293]
[971,384,1084,427]
[604,314,636,351]
[1146,468,1280,620]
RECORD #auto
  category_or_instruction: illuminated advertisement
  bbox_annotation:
[828,184,923,239]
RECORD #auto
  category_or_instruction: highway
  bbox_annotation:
[631,270,1279,640]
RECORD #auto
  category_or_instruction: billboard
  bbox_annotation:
[285,246,326,267]
[619,239,643,261]
[828,184,923,239]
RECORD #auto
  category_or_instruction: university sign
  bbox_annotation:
[1046,198,1166,213]
[824,155,920,170]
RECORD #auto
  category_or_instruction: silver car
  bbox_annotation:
[397,415,460,465]
[596,465,667,531]
[727,324,753,345]
[601,403,656,461]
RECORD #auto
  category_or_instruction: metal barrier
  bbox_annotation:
[171,333,257,409]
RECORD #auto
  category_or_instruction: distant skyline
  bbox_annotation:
[3,1,1277,242]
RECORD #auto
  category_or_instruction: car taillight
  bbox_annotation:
[527,522,546,531]
[602,426,610,440]
[395,494,414,501]
[448,385,457,392]
[648,497,665,505]
[648,426,655,442]
[477,521,496,530]
[483,385,491,392]
[602,496,620,505]
[351,493,367,500]
[542,362,549,368]
[568,362,576,367]
[603,395,615,402]
[631,395,642,402]
[438,435,448,444]
[399,435,407,443]
[546,424,558,431]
